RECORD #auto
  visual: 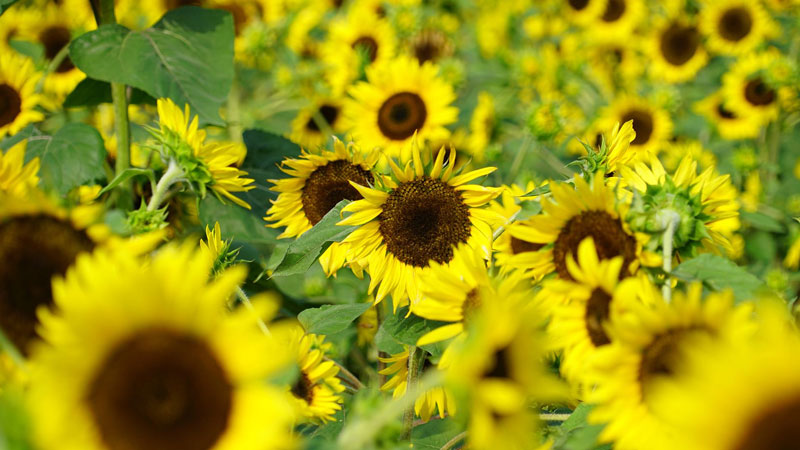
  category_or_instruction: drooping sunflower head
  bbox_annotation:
[345,56,458,161]
[288,99,347,150]
[378,347,455,422]
[700,0,776,56]
[649,17,708,83]
[0,52,45,139]
[27,241,295,450]
[153,98,255,209]
[339,142,501,307]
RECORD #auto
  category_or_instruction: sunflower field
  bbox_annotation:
[3,0,800,449]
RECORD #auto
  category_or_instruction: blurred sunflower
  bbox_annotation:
[694,91,761,140]
[407,29,453,65]
[285,327,345,423]
[0,140,39,196]
[721,49,786,125]
[379,347,455,422]
[598,96,673,159]
[265,138,380,276]
[27,242,295,450]
[0,52,45,139]
[700,0,775,56]
[588,282,756,450]
[588,0,646,43]
[345,56,458,161]
[288,98,347,149]
[465,92,496,164]
[339,143,500,308]
[0,7,25,55]
[649,18,708,83]
[562,0,607,26]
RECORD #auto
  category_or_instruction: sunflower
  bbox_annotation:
[649,18,708,84]
[27,242,295,450]
[154,98,255,209]
[288,99,347,150]
[378,347,455,422]
[285,326,345,423]
[465,92,496,164]
[562,0,607,26]
[694,91,761,140]
[265,138,381,276]
[356,304,378,346]
[699,0,776,56]
[338,142,501,309]
[0,7,26,55]
[344,56,458,162]
[0,52,44,139]
[510,175,657,282]
[721,49,787,126]
[0,140,39,196]
[587,0,646,43]
[586,282,757,450]
[407,29,453,65]
[597,96,673,159]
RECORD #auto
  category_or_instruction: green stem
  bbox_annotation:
[97,0,116,24]
[310,107,335,142]
[111,82,133,209]
[659,210,681,303]
[227,69,243,143]
[401,346,426,441]
[376,301,388,386]
[235,286,272,337]
[441,432,467,450]
[147,161,183,212]
[0,328,27,375]
[325,356,364,390]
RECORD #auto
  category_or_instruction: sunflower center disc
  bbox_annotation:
[567,0,590,11]
[637,328,703,398]
[413,31,447,64]
[305,104,340,132]
[377,92,428,141]
[462,288,481,322]
[302,160,375,225]
[552,210,637,281]
[744,78,776,106]
[88,328,232,450]
[601,0,626,22]
[719,7,753,42]
[734,396,800,450]
[484,345,512,379]
[291,371,314,404]
[660,24,700,65]
[352,36,379,63]
[0,83,21,128]
[166,0,202,9]
[40,25,75,73]
[584,289,612,346]
[510,236,544,254]
[379,176,471,267]
[716,102,737,119]
[0,215,94,354]
[620,108,654,146]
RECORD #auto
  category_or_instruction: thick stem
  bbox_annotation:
[400,346,426,440]
[441,432,467,450]
[147,161,183,212]
[235,286,272,337]
[376,301,388,386]
[659,210,681,303]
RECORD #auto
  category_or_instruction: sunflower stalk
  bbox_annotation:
[401,346,426,440]
[441,431,467,450]
[235,286,272,337]
[38,45,71,92]
[147,160,184,212]
[658,209,681,303]
[325,356,365,390]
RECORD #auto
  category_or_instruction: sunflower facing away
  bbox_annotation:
[345,56,458,162]
[0,52,45,139]
[379,347,455,422]
[27,242,295,450]
[285,327,346,423]
[266,138,381,276]
[338,142,501,309]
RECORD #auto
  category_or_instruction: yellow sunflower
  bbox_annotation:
[406,29,454,65]
[465,92,495,164]
[587,0,646,43]
[378,347,455,422]
[344,56,458,162]
[699,0,776,56]
[562,0,608,26]
[510,175,658,282]
[265,138,381,276]
[27,242,295,450]
[597,96,673,159]
[587,282,757,450]
[154,98,255,209]
[285,326,345,423]
[721,49,788,125]
[649,18,708,83]
[694,91,761,140]
[0,51,44,139]
[288,98,348,150]
[0,7,27,55]
[338,142,501,309]
[0,140,39,196]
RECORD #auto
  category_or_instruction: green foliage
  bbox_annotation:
[0,387,34,450]
[551,405,611,450]
[410,419,465,449]
[98,168,156,196]
[672,253,766,302]
[64,78,155,108]
[127,204,169,233]
[375,307,449,357]
[199,196,279,246]
[69,7,234,125]
[0,0,18,16]
[24,124,107,195]
[298,303,372,335]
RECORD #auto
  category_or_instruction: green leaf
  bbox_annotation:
[241,129,303,182]
[523,184,551,197]
[741,210,785,233]
[270,200,355,278]
[0,0,19,16]
[69,7,234,125]
[0,125,43,151]
[98,168,155,196]
[671,253,766,302]
[64,78,155,108]
[375,307,450,357]
[0,387,34,450]
[552,405,611,450]
[411,419,464,450]
[298,303,372,335]
[24,124,107,194]
[198,195,279,245]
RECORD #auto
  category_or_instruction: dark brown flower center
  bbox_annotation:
[462,288,481,322]
[291,371,314,404]
[301,159,374,225]
[483,345,512,380]
[637,327,708,399]
[412,31,449,64]
[379,176,471,268]
[733,396,800,450]
[744,78,776,106]
[39,25,74,73]
[0,215,94,355]
[552,210,637,281]
[305,104,340,132]
[352,36,379,63]
[601,0,626,22]
[165,0,202,9]
[716,101,738,119]
[0,84,21,128]
[718,7,753,42]
[377,92,427,141]
[87,328,232,450]
[659,24,700,66]
[621,108,654,146]
[567,0,590,11]
[585,288,612,346]
[510,236,544,254]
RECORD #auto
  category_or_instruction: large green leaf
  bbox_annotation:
[241,129,302,182]
[410,419,464,450]
[24,124,107,194]
[198,195,279,245]
[64,78,156,108]
[375,307,450,356]
[298,303,372,335]
[671,253,766,302]
[69,7,234,125]
[551,405,611,450]
[0,0,18,16]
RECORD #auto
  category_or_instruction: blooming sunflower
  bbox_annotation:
[265,138,381,277]
[338,142,501,308]
[27,242,295,450]
[699,0,776,56]
[694,91,761,140]
[511,175,657,282]
[344,56,458,162]
[153,98,255,209]
[586,282,756,450]
[0,52,45,139]
[0,140,39,196]
[407,29,453,65]
[465,92,496,164]
[562,0,607,26]
[378,347,455,422]
[288,99,347,150]
[649,18,708,84]
[285,327,345,423]
[721,49,787,125]
[597,96,673,159]
[587,0,646,43]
